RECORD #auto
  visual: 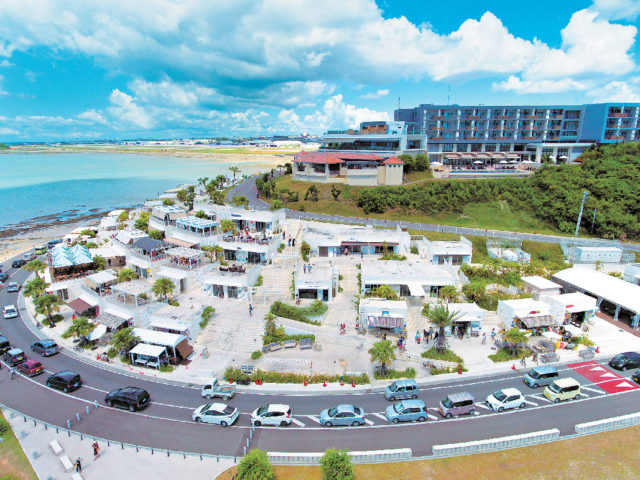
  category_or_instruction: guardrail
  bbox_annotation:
[268,448,412,465]
[575,412,640,434]
[431,429,560,457]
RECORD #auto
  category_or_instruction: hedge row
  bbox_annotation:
[224,367,370,385]
[270,300,326,325]
[373,367,417,380]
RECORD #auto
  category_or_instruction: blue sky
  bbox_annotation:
[0,0,638,141]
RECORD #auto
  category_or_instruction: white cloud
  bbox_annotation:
[0,127,18,134]
[492,75,589,94]
[591,0,640,20]
[302,94,389,131]
[77,109,109,125]
[107,89,155,130]
[360,89,389,99]
[588,80,640,102]
[0,59,12,67]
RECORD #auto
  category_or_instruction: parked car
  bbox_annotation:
[200,378,236,400]
[485,388,526,412]
[31,339,59,357]
[523,366,559,388]
[3,348,26,366]
[0,336,11,354]
[105,387,151,412]
[632,369,640,385]
[384,379,418,401]
[3,305,18,319]
[609,352,640,371]
[438,392,475,418]
[11,259,26,269]
[319,404,365,427]
[0,273,9,283]
[6,282,19,293]
[46,371,82,392]
[251,404,292,427]
[544,378,581,403]
[18,359,44,377]
[385,399,428,424]
[192,403,239,427]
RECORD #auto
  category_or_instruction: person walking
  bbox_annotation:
[92,441,100,460]
[423,329,428,343]
[248,304,253,316]
[303,264,307,273]
[481,333,487,345]
[74,458,82,472]
[10,367,15,380]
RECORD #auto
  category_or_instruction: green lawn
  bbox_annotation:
[0,412,38,480]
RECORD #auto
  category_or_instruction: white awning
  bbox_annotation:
[87,324,107,341]
[158,268,188,280]
[132,327,185,348]
[129,343,166,358]
[406,282,426,297]
[149,319,190,333]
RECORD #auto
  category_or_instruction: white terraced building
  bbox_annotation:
[360,259,458,298]
[302,223,411,257]
[294,263,339,302]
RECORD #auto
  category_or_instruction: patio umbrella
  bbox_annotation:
[498,160,508,164]
[558,155,569,160]
[508,160,518,164]
[473,160,483,164]
[521,160,534,164]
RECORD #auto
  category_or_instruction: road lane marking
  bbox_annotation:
[306,415,321,424]
[577,392,589,398]
[580,386,605,394]
[427,414,438,421]
[474,402,491,411]
[364,418,374,426]
[524,399,538,407]
[371,412,387,420]
[530,394,552,403]
[290,417,305,427]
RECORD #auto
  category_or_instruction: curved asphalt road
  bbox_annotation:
[228,174,640,251]
[2,251,640,456]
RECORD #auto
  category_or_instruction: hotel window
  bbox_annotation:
[471,143,482,152]
[442,144,454,152]
[499,144,511,152]
[563,121,579,130]
[455,144,468,152]
[542,148,554,156]
[557,148,569,156]
[562,131,578,137]
[485,144,497,152]
[565,110,581,119]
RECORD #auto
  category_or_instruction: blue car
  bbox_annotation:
[319,404,365,427]
[385,399,428,424]
[31,339,59,357]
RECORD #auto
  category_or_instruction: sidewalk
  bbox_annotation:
[3,408,233,480]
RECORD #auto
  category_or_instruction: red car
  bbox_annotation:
[19,359,44,377]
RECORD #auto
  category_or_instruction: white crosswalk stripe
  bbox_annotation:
[524,399,538,407]
[371,412,387,421]
[530,394,552,403]
[427,414,438,421]
[474,402,492,411]
[306,415,321,425]
[290,417,306,427]
[364,418,374,426]
[577,392,589,398]
[580,386,605,394]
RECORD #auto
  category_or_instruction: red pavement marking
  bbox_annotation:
[567,360,639,394]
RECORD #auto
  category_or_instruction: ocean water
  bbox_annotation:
[0,152,270,229]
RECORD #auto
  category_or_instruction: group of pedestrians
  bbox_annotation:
[73,441,100,473]
[302,264,312,273]
[287,237,296,247]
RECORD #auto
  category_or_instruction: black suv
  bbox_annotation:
[46,371,82,393]
[105,387,150,412]
[11,259,27,269]
[609,352,640,371]
[0,336,11,354]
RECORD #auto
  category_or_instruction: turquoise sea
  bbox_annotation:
[0,152,270,231]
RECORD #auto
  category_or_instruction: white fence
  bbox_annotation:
[268,448,412,465]
[431,429,560,457]
[575,412,640,434]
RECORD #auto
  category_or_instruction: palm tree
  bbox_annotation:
[368,340,397,376]
[62,316,95,340]
[34,294,62,326]
[197,176,209,189]
[112,327,140,355]
[424,304,462,353]
[23,277,50,299]
[229,166,240,182]
[117,268,138,283]
[93,255,107,271]
[503,328,529,357]
[24,259,47,279]
[152,278,175,302]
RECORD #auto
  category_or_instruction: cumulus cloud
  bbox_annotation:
[107,89,155,130]
[492,75,589,94]
[360,89,389,99]
[77,109,109,125]
[591,0,640,20]
[588,80,640,102]
[301,94,389,131]
[0,59,12,67]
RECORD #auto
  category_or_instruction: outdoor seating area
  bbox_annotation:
[166,247,206,270]
[131,237,168,260]
[49,244,95,280]
[222,232,275,245]
[85,270,118,295]
[109,281,153,306]
[175,216,218,236]
[129,343,168,369]
[219,264,246,273]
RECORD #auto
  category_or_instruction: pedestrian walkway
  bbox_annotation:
[2,409,234,480]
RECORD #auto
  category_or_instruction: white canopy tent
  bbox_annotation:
[129,343,167,369]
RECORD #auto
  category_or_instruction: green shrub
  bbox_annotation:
[263,333,315,346]
[373,367,416,380]
[85,242,98,249]
[421,347,464,364]
[269,300,326,325]
[321,448,353,480]
[430,364,468,375]
[488,348,533,363]
[277,243,285,253]
[106,347,118,359]
[410,246,419,255]
[300,241,311,261]
[379,252,407,261]
[572,336,595,347]
[0,418,10,436]
[254,275,263,287]
[237,449,274,480]
[223,367,369,385]
[159,364,174,373]
[251,350,262,360]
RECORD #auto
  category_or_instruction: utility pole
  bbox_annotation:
[590,208,597,235]
[575,191,588,237]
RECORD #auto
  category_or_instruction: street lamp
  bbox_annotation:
[575,191,588,237]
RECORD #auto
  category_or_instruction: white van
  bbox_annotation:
[3,305,18,319]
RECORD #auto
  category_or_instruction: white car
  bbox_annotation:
[485,387,526,412]
[3,305,18,319]
[251,404,292,427]
[192,403,238,427]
